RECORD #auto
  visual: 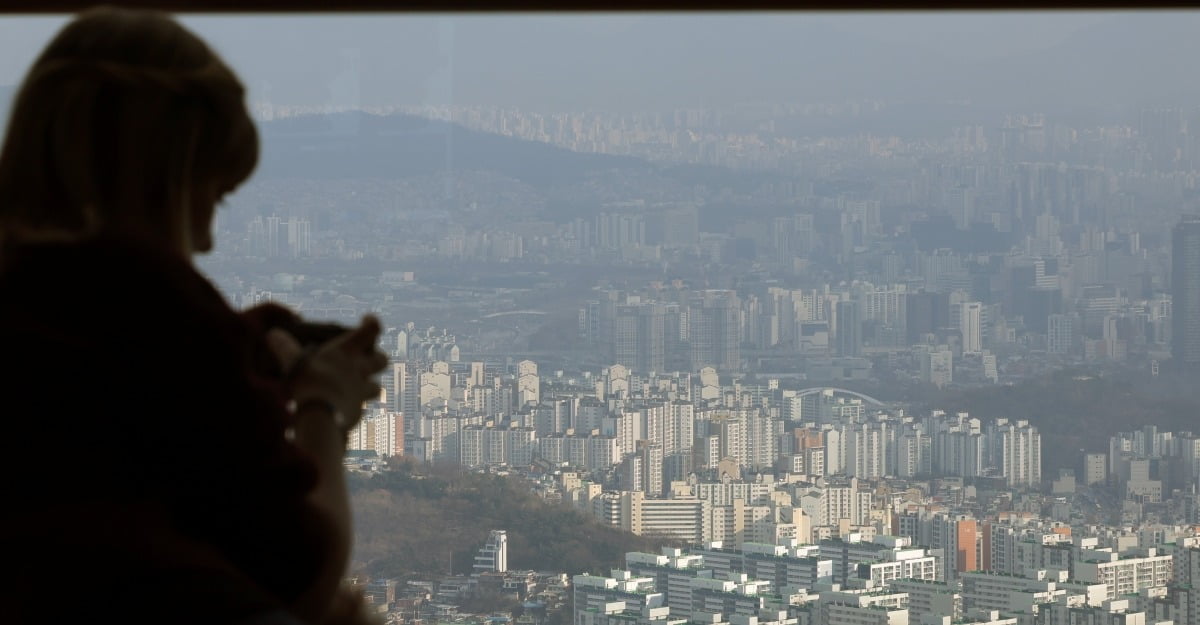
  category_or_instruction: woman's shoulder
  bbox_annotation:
[0,230,241,362]
[235,610,312,625]
[0,230,225,309]
[2,230,192,275]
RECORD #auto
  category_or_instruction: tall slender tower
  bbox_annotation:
[835,300,862,357]
[1173,215,1200,366]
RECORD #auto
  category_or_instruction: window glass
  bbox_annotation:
[5,9,1200,611]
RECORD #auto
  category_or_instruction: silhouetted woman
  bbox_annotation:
[0,8,386,624]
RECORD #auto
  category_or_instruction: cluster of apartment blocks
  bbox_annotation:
[1069,426,1200,506]
[574,529,1200,625]
[348,357,1046,559]
[579,284,996,376]
[358,354,1041,490]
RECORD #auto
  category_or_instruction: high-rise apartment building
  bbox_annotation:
[988,419,1042,488]
[1173,214,1200,365]
[845,421,888,480]
[517,359,540,407]
[246,214,311,258]
[581,292,683,374]
[957,301,983,355]
[346,410,404,459]
[612,302,667,374]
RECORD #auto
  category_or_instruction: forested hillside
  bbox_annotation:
[935,368,1200,472]
[348,460,663,580]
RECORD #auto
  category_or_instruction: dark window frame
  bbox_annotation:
[0,0,1190,13]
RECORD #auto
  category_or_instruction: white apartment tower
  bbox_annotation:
[474,529,508,573]
[990,419,1042,488]
[958,301,984,355]
[517,360,540,408]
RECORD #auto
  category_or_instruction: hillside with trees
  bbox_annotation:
[348,459,664,580]
[929,367,1200,473]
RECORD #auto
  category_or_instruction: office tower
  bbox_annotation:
[1013,284,1062,336]
[688,290,740,371]
[835,300,862,357]
[1173,215,1200,365]
[611,302,641,371]
[906,291,951,345]
[1047,313,1077,355]
[947,184,975,230]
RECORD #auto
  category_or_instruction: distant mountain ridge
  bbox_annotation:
[256,111,649,187]
[256,111,795,195]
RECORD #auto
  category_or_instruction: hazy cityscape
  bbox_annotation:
[6,10,1200,625]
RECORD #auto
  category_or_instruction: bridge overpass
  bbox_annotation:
[793,387,886,406]
[479,310,547,320]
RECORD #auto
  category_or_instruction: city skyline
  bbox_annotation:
[5,9,1200,625]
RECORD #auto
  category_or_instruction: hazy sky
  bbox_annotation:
[0,11,1193,113]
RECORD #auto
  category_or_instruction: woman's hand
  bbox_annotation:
[266,315,389,431]
[264,315,389,625]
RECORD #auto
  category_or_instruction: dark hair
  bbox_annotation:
[0,6,259,248]
[0,9,333,614]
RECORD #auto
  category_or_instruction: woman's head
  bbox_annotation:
[0,7,258,254]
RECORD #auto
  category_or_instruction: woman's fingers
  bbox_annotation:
[334,315,381,355]
[278,315,388,420]
[368,349,389,373]
[266,327,304,371]
[328,316,388,377]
